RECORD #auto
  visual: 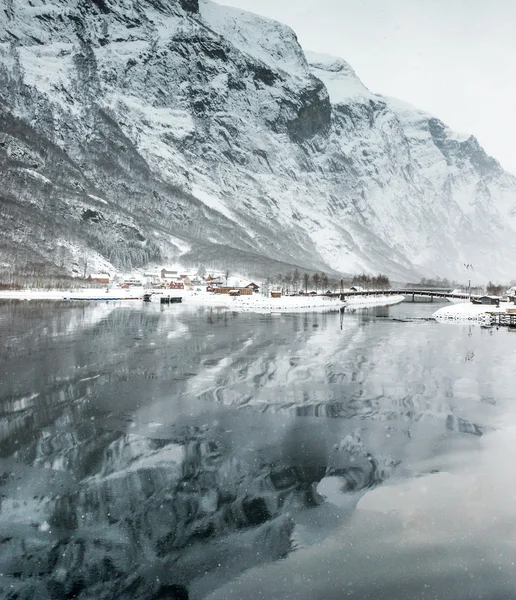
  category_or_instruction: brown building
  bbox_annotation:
[214,287,253,295]
[88,273,110,284]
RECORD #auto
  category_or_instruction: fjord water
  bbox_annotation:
[1,301,516,600]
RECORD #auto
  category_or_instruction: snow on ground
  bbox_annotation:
[0,290,405,313]
[433,302,513,322]
[87,194,108,205]
[345,294,405,308]
[0,289,144,301]
[191,185,237,222]
[182,292,345,313]
[229,295,345,313]
[15,168,52,184]
[116,95,195,141]
[384,96,469,143]
[183,293,404,313]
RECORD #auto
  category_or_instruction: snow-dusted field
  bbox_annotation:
[224,295,345,313]
[183,292,405,313]
[433,301,514,322]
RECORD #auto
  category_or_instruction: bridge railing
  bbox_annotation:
[324,289,475,300]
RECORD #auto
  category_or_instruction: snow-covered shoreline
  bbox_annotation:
[0,290,405,313]
[433,302,514,323]
[220,295,345,313]
[345,294,405,308]
[183,292,405,313]
[0,289,144,301]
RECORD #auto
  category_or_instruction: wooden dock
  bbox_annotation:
[488,312,516,327]
[160,296,182,304]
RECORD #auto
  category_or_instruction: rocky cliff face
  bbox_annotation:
[1,0,515,280]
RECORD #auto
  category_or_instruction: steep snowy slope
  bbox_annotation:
[0,0,515,280]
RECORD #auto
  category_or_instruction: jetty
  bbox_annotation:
[488,311,516,327]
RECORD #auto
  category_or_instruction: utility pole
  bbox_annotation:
[468,279,471,301]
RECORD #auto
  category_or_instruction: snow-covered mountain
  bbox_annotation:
[1,0,515,281]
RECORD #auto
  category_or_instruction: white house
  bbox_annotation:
[161,269,179,281]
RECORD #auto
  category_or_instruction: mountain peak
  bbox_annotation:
[199,0,310,79]
[305,50,373,104]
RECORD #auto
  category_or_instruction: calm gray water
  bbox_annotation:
[1,300,516,600]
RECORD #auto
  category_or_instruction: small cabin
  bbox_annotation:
[471,296,500,306]
[214,287,252,295]
[245,282,260,293]
[270,291,282,298]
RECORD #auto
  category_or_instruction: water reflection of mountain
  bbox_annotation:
[0,303,502,599]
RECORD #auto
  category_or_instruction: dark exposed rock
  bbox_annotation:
[242,496,271,526]
[179,0,198,13]
[151,584,189,600]
[285,80,332,142]
[446,414,483,436]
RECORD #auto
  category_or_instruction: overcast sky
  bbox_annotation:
[214,0,516,174]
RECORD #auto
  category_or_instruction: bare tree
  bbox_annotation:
[58,245,66,269]
[487,281,504,296]
[284,272,293,295]
[81,256,88,279]
[321,273,329,292]
[303,272,309,293]
[312,273,320,293]
[292,269,301,294]
[224,267,230,286]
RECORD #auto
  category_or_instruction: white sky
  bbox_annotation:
[214,0,516,174]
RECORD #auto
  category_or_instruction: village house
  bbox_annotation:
[160,269,178,281]
[121,275,145,287]
[214,287,253,296]
[87,273,110,284]
[142,272,160,287]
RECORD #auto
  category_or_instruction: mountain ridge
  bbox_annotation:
[1,0,515,281]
